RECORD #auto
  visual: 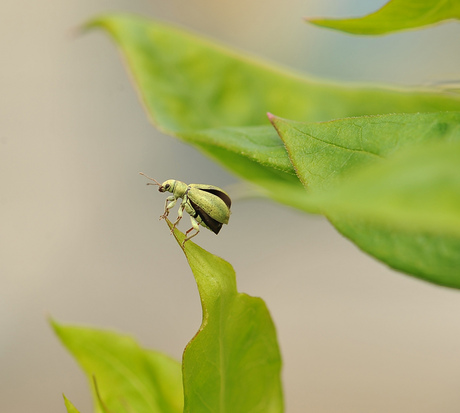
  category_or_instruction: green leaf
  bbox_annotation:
[270,112,460,191]
[319,141,460,287]
[312,140,460,237]
[302,139,460,287]
[87,14,460,209]
[52,321,183,413]
[271,113,460,287]
[179,125,312,211]
[168,221,283,413]
[63,395,81,413]
[88,14,460,133]
[307,0,460,35]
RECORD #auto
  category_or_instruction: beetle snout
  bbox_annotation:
[158,187,165,193]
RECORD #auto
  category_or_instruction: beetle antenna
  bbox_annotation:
[139,172,162,186]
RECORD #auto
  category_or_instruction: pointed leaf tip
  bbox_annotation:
[266,112,275,121]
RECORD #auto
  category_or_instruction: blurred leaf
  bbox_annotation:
[88,14,460,286]
[88,14,460,208]
[63,395,81,413]
[168,221,283,413]
[88,14,460,131]
[53,321,183,413]
[270,111,460,191]
[307,0,460,35]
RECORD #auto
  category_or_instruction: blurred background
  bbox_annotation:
[2,0,460,412]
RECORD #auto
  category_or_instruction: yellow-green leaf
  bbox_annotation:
[53,321,183,413]
[88,14,460,208]
[307,0,460,35]
[168,222,283,413]
[63,395,81,413]
[321,141,460,287]
[270,111,460,191]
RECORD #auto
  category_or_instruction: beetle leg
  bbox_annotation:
[171,197,187,231]
[182,216,201,246]
[160,196,176,220]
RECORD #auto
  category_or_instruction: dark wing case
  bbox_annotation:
[189,199,224,234]
[199,188,232,209]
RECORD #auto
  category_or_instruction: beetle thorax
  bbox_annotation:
[161,179,188,198]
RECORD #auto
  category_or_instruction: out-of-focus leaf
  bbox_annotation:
[88,15,460,130]
[167,221,283,413]
[63,395,81,413]
[87,15,460,209]
[53,321,183,413]
[307,0,460,35]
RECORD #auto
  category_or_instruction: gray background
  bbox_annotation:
[2,0,460,412]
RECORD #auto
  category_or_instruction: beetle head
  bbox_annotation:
[160,180,176,194]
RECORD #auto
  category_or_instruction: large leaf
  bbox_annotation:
[53,321,183,413]
[271,112,460,286]
[321,141,460,287]
[168,221,283,413]
[88,14,460,131]
[307,0,460,35]
[269,111,460,191]
[180,125,313,210]
[88,14,460,207]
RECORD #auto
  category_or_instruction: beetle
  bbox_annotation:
[140,173,231,245]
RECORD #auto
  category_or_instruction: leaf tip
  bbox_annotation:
[267,112,283,126]
[266,112,275,121]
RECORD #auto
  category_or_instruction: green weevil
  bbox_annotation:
[140,173,231,245]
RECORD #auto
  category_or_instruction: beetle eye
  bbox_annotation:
[165,184,170,190]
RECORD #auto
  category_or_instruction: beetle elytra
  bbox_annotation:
[140,173,231,245]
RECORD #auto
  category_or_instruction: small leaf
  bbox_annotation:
[307,0,460,35]
[52,321,183,413]
[167,221,284,413]
[63,395,81,413]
